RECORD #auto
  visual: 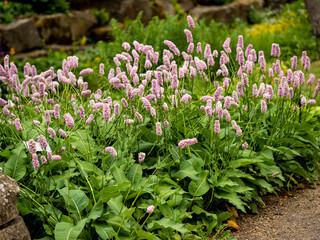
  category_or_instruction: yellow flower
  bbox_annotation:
[9,48,15,55]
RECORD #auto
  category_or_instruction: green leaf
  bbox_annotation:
[107,195,124,215]
[77,160,103,175]
[148,218,189,234]
[127,164,142,189]
[216,177,238,188]
[93,222,119,240]
[58,188,89,214]
[249,178,274,192]
[141,126,158,143]
[112,166,129,184]
[4,143,27,181]
[101,182,130,202]
[279,161,310,180]
[54,219,86,240]
[188,170,210,197]
[173,160,200,181]
[225,169,255,180]
[257,149,274,161]
[136,230,161,240]
[229,158,264,169]
[88,198,103,221]
[214,191,246,212]
[70,130,95,160]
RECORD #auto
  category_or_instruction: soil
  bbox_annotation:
[230,180,320,240]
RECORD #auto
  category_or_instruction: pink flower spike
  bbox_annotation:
[184,29,193,43]
[178,138,198,148]
[138,152,146,163]
[32,153,40,169]
[58,129,67,138]
[147,205,155,213]
[48,127,56,138]
[41,155,47,165]
[214,120,220,134]
[51,155,61,161]
[64,113,74,128]
[15,118,22,131]
[99,63,105,75]
[86,114,94,125]
[28,139,37,154]
[38,135,48,150]
[261,100,267,114]
[187,15,195,29]
[242,142,248,150]
[156,122,162,136]
[80,68,93,75]
[105,147,117,157]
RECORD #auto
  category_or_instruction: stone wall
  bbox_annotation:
[0,174,31,240]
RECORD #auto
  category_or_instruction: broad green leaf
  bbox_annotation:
[188,170,210,197]
[279,161,310,180]
[214,191,246,212]
[136,230,160,240]
[77,160,103,175]
[249,178,274,192]
[257,163,285,181]
[93,222,119,240]
[107,195,124,215]
[257,149,274,161]
[225,169,255,180]
[70,130,95,160]
[216,177,238,188]
[88,198,103,221]
[173,160,200,181]
[148,218,189,234]
[106,215,130,235]
[101,182,130,202]
[127,164,142,188]
[141,126,158,143]
[58,188,89,214]
[4,143,27,181]
[229,158,264,169]
[112,166,129,184]
[54,219,86,240]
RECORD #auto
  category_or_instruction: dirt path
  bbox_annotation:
[230,181,320,240]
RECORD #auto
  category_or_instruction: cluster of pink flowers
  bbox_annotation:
[178,138,198,148]
[105,147,117,157]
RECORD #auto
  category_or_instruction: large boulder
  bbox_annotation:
[0,19,42,53]
[190,0,263,23]
[0,175,20,226]
[0,216,31,240]
[119,0,153,23]
[178,0,197,12]
[34,14,71,44]
[70,11,98,41]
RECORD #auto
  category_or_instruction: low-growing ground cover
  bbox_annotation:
[0,12,320,240]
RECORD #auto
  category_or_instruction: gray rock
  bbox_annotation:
[0,174,20,226]
[0,19,42,53]
[155,0,176,17]
[70,10,98,41]
[91,25,114,41]
[119,0,153,23]
[34,13,71,44]
[190,0,263,23]
[0,216,31,240]
[178,0,197,12]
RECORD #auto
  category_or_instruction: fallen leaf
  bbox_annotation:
[227,220,239,231]
[226,205,238,218]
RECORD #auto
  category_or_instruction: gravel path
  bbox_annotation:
[230,181,320,240]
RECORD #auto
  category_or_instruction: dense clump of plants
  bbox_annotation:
[13,0,318,92]
[0,14,320,240]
